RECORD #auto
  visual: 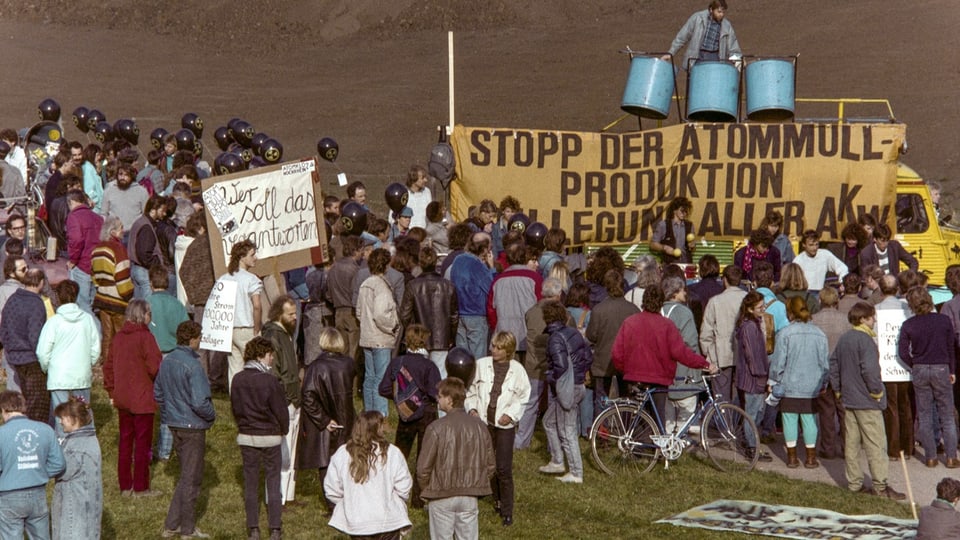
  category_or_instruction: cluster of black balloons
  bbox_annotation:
[508,213,548,250]
[38,98,342,177]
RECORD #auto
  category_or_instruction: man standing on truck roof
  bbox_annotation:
[662,1,742,68]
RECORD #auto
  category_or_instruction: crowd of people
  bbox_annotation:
[0,112,955,539]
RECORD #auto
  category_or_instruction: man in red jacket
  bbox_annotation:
[612,284,715,416]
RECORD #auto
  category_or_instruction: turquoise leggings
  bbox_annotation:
[781,412,818,446]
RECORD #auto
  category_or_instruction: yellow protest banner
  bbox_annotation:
[450,123,905,245]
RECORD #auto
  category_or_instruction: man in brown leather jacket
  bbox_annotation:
[417,378,495,539]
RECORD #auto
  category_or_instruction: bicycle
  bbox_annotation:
[589,374,760,475]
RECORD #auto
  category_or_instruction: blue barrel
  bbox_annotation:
[686,61,739,122]
[745,59,795,121]
[620,55,675,119]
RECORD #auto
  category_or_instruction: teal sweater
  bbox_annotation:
[148,291,188,353]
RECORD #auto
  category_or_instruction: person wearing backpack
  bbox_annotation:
[378,324,441,508]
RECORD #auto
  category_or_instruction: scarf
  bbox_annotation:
[742,243,765,275]
[853,323,876,337]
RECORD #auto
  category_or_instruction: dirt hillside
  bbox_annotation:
[0,0,955,210]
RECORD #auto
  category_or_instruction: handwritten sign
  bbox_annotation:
[200,278,237,352]
[876,307,911,382]
[200,157,328,278]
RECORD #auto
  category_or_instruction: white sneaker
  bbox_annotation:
[558,473,583,484]
[538,462,565,474]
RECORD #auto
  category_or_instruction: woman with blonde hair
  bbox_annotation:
[768,296,830,469]
[776,262,819,315]
[299,327,357,512]
[464,331,531,526]
[324,411,412,538]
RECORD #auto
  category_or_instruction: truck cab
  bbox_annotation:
[894,163,960,288]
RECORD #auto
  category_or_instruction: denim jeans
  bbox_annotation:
[363,347,391,415]
[50,388,92,438]
[578,386,594,438]
[515,377,543,450]
[742,392,765,449]
[156,424,173,460]
[68,266,95,316]
[0,486,50,540]
[543,385,584,477]
[130,263,151,300]
[240,445,282,530]
[456,315,489,360]
[429,350,449,418]
[914,363,959,460]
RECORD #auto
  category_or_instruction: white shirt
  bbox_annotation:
[794,250,848,290]
[5,146,27,184]
[217,268,263,327]
[406,187,431,230]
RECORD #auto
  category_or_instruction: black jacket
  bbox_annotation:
[297,352,355,469]
[378,353,441,422]
[399,272,459,350]
[230,365,289,437]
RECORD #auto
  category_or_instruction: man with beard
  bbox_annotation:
[128,196,167,299]
[0,256,26,391]
[102,163,149,231]
[260,295,302,506]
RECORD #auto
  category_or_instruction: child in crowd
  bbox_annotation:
[52,397,103,540]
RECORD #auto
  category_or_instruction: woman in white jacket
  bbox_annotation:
[358,248,400,416]
[324,411,412,539]
[465,330,531,527]
[36,280,101,437]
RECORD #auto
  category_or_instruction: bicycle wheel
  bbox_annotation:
[590,402,660,475]
[701,403,760,473]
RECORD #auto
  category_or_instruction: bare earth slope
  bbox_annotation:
[0,0,955,209]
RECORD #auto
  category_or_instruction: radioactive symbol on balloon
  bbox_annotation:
[340,216,353,233]
[195,118,204,130]
[264,147,280,162]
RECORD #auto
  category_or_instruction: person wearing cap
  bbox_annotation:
[388,207,413,243]
[661,1,742,69]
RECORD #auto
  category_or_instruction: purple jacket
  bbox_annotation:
[65,205,104,274]
[735,318,768,394]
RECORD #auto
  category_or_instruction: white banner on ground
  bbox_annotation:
[200,278,237,353]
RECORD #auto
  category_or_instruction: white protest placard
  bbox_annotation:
[206,159,321,263]
[200,278,237,353]
[876,307,911,382]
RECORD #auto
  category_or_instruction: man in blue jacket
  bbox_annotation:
[0,390,66,539]
[155,321,216,539]
[450,232,496,359]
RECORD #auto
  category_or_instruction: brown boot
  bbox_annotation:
[804,448,820,469]
[786,447,800,468]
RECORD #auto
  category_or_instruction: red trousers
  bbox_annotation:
[117,410,154,492]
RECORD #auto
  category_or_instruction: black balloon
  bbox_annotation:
[261,138,283,164]
[217,152,245,175]
[384,182,408,214]
[339,201,368,236]
[193,140,203,159]
[508,213,530,233]
[213,126,233,151]
[524,222,548,249]
[230,120,254,147]
[38,98,60,122]
[445,347,477,387]
[150,128,169,151]
[317,137,338,162]
[226,117,244,139]
[251,132,270,156]
[175,128,196,152]
[86,109,106,132]
[115,119,140,145]
[93,121,114,143]
[181,113,204,139]
[72,107,90,133]
[248,155,269,169]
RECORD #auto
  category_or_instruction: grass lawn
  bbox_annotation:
[89,383,912,539]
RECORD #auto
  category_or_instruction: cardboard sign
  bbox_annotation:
[200,278,237,353]
[876,306,911,382]
[200,157,328,278]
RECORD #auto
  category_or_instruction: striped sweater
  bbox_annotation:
[91,238,134,313]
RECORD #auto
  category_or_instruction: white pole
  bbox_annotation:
[448,31,454,136]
